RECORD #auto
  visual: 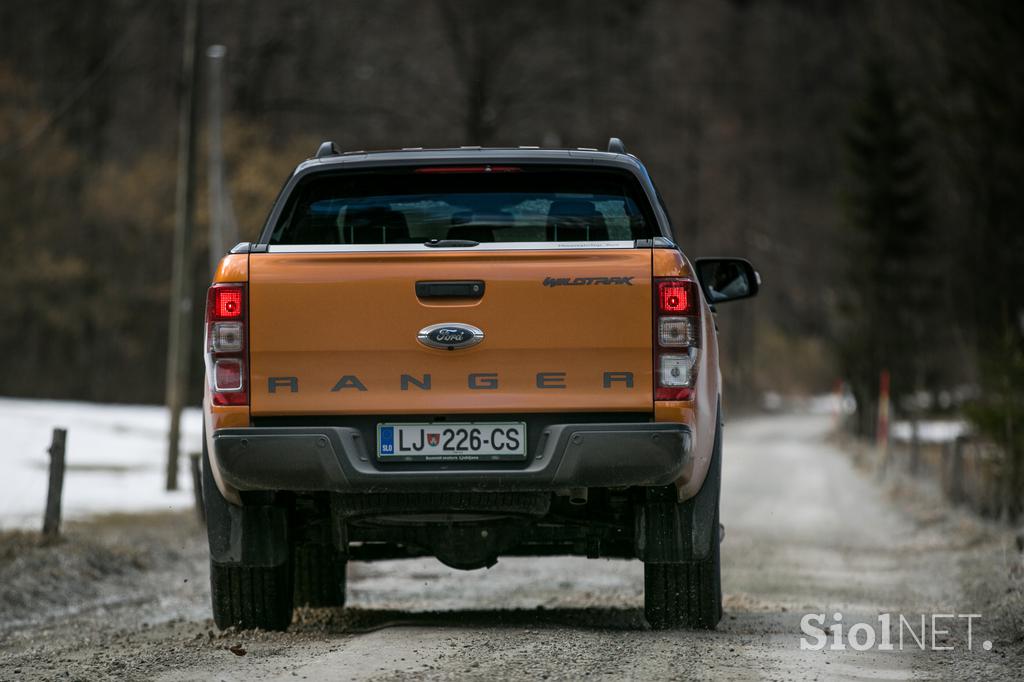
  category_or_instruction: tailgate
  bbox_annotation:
[249,248,652,415]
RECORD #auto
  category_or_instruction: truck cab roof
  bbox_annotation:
[294,145,648,176]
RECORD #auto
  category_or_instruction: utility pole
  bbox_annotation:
[165,0,201,491]
[206,43,238,274]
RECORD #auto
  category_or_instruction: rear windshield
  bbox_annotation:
[269,166,657,245]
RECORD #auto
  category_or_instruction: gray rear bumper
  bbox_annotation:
[212,422,691,494]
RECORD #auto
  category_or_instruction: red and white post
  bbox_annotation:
[876,369,891,451]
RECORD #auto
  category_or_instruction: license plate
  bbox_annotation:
[376,422,527,462]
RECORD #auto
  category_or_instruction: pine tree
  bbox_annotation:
[938,1,1024,520]
[838,59,933,437]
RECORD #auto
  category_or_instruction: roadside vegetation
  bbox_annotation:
[836,3,1024,522]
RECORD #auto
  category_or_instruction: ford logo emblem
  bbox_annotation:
[417,322,484,350]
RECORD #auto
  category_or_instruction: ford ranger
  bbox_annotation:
[201,138,759,631]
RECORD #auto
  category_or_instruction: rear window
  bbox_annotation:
[269,166,657,245]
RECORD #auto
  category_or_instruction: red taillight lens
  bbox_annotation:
[213,388,248,406]
[206,284,248,407]
[657,280,698,314]
[213,287,243,319]
[214,358,243,391]
[654,277,700,402]
[656,387,693,401]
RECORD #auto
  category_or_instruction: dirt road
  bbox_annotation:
[1,414,1021,680]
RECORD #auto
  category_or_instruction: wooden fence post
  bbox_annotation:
[42,428,67,539]
[189,451,205,524]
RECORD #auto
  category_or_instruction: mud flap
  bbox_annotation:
[637,405,722,563]
[203,434,289,567]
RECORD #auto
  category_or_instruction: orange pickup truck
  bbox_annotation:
[201,139,758,631]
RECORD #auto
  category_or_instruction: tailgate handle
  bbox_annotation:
[416,280,485,299]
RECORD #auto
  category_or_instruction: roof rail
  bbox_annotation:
[315,140,340,159]
[607,137,626,154]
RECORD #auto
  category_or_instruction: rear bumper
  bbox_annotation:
[212,422,691,494]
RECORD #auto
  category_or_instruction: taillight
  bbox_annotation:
[205,283,248,406]
[413,166,521,174]
[658,280,695,314]
[213,287,243,319]
[654,278,700,401]
[214,358,243,390]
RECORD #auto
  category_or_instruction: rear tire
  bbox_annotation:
[643,518,721,629]
[203,430,294,631]
[210,560,295,631]
[293,543,347,608]
[643,409,723,630]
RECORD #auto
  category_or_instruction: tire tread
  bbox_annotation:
[210,560,294,631]
[293,543,347,608]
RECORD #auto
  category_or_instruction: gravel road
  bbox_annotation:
[1,413,1021,680]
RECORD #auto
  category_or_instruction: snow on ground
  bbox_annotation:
[0,397,203,530]
[891,419,969,443]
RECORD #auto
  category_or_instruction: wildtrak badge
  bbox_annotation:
[543,276,634,287]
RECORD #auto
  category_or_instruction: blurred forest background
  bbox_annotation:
[0,0,1021,510]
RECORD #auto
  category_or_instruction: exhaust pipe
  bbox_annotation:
[569,487,588,506]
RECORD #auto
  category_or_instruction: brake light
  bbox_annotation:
[413,166,521,174]
[213,287,243,319]
[654,277,700,401]
[205,283,248,406]
[658,280,697,314]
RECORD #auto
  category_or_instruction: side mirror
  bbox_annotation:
[693,257,760,304]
